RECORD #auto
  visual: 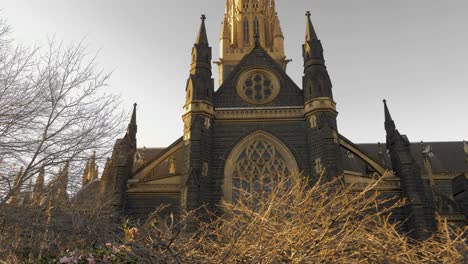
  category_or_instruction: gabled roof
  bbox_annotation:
[354,141,468,174]
[214,45,303,108]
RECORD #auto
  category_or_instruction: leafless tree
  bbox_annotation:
[0,16,124,205]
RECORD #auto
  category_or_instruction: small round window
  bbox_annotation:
[237,69,280,105]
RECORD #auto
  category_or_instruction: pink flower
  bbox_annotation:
[105,242,113,247]
[114,247,120,253]
[59,257,72,263]
[86,256,96,264]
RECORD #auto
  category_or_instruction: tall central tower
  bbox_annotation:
[216,0,288,85]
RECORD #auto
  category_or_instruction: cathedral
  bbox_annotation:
[78,0,466,239]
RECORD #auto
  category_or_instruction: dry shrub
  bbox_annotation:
[0,200,118,263]
[130,173,466,264]
[0,173,465,263]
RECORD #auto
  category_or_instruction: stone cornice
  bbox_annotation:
[215,106,304,121]
[127,183,180,193]
[439,214,466,222]
[183,100,214,117]
[304,97,337,115]
[421,172,466,180]
[349,180,401,191]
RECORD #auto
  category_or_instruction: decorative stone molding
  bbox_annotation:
[215,106,304,121]
[204,117,212,129]
[314,158,323,174]
[183,100,214,117]
[345,174,401,191]
[304,97,337,116]
[202,162,209,177]
[421,172,466,180]
[440,213,466,222]
[127,183,180,193]
[169,156,176,175]
[308,114,317,128]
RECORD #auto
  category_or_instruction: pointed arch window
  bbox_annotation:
[254,17,259,36]
[223,131,299,203]
[243,18,250,44]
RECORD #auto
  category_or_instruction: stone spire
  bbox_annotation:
[383,100,436,240]
[33,166,45,204]
[305,11,318,42]
[9,167,24,206]
[54,161,69,206]
[124,103,137,148]
[196,14,209,45]
[217,0,288,85]
[82,151,98,187]
[302,11,333,100]
[302,10,341,181]
[303,11,325,68]
[185,15,214,107]
[99,158,113,196]
[383,99,396,133]
[191,15,212,74]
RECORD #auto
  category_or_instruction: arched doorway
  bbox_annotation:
[223,131,299,202]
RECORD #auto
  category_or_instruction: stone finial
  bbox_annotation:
[254,33,260,46]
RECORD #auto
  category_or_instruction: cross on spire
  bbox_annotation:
[254,33,260,46]
[195,14,209,45]
[305,11,318,41]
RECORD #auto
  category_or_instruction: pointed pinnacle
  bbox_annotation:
[383,99,396,132]
[196,14,209,45]
[35,167,45,191]
[254,34,260,47]
[130,103,137,126]
[305,11,319,41]
[383,99,392,122]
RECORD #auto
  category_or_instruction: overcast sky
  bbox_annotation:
[2,0,467,147]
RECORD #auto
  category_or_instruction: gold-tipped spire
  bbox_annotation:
[305,11,319,41]
[217,0,288,85]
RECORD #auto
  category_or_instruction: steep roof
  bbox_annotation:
[214,44,303,108]
[343,141,468,174]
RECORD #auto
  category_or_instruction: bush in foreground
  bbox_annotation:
[1,173,466,263]
[127,174,466,263]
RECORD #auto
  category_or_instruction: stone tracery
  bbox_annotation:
[224,131,298,202]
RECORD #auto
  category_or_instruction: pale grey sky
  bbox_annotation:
[2,0,467,147]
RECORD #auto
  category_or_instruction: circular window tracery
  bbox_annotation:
[237,69,280,105]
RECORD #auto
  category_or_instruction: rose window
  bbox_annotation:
[237,69,280,105]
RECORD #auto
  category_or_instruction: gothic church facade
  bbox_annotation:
[81,0,466,240]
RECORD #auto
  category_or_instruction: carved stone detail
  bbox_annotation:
[215,106,304,121]
[202,162,209,177]
[127,183,180,193]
